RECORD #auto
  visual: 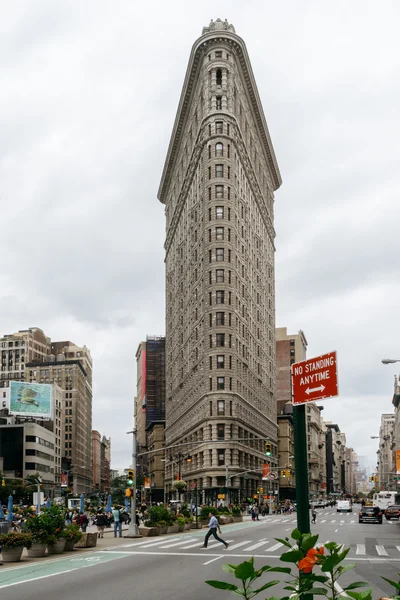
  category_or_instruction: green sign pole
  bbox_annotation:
[293,403,310,534]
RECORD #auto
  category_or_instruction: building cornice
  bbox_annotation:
[158,29,281,204]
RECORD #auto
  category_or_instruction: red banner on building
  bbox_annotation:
[262,463,271,480]
[61,473,68,488]
[396,450,400,475]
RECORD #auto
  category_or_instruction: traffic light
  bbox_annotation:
[280,470,286,478]
[186,455,192,463]
[127,469,134,486]
[125,488,132,497]
[285,469,290,478]
[1,479,5,487]
[265,442,272,456]
[258,488,263,494]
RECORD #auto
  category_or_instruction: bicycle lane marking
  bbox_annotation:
[0,551,132,590]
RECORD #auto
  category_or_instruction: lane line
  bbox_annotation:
[265,542,283,552]
[244,541,269,551]
[356,544,366,555]
[156,539,196,549]
[226,541,252,551]
[203,555,223,565]
[376,545,388,556]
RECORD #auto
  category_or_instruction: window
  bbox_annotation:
[215,51,222,58]
[216,312,225,326]
[216,121,223,134]
[216,291,225,304]
[216,269,224,283]
[215,164,223,178]
[215,142,223,157]
[215,184,224,198]
[217,449,225,466]
[208,145,211,159]
[216,248,224,261]
[217,355,225,369]
[216,69,222,85]
[216,96,222,110]
[216,333,225,347]
[290,340,295,346]
[217,424,225,440]
[216,227,224,240]
[217,399,225,415]
[216,206,224,219]
[290,349,295,356]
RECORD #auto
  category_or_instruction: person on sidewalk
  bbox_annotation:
[79,512,89,533]
[95,509,108,538]
[112,505,123,538]
[201,512,229,549]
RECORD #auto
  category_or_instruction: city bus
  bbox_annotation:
[372,491,400,512]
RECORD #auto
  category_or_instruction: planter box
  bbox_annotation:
[184,523,192,530]
[47,538,66,554]
[191,522,202,529]
[27,543,47,558]
[139,527,160,537]
[74,533,98,548]
[160,526,168,534]
[167,525,179,534]
[219,516,232,525]
[233,516,243,522]
[178,525,184,532]
[1,546,23,562]
[64,539,79,551]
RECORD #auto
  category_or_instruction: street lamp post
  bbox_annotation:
[126,423,140,538]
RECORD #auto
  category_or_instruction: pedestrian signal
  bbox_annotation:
[265,442,272,456]
[127,469,134,485]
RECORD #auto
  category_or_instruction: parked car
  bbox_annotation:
[385,505,400,520]
[337,500,352,513]
[359,506,382,524]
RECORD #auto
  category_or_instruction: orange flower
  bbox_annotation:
[298,547,325,573]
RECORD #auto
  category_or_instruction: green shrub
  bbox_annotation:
[200,506,218,521]
[177,516,185,526]
[61,524,82,543]
[232,505,242,516]
[218,506,231,514]
[147,505,174,526]
[0,532,33,550]
[181,508,191,518]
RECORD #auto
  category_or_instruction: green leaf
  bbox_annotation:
[253,580,280,593]
[338,547,351,561]
[307,574,330,583]
[265,566,292,574]
[381,577,400,592]
[235,560,255,580]
[305,588,328,595]
[324,542,337,551]
[222,563,237,574]
[346,590,373,600]
[274,537,293,548]
[321,554,340,572]
[344,582,369,591]
[280,550,304,563]
[302,534,320,553]
[337,563,356,574]
[291,529,302,540]
[205,580,239,591]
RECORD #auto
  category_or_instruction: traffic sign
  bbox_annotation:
[291,351,338,405]
[267,472,277,480]
[190,482,197,489]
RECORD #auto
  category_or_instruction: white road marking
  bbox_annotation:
[356,544,366,555]
[321,520,326,523]
[285,528,291,531]
[226,541,252,551]
[350,520,354,523]
[134,537,180,547]
[203,555,223,565]
[376,545,388,556]
[335,529,338,533]
[265,542,284,552]
[396,546,400,553]
[331,520,336,523]
[244,541,269,551]
[157,539,196,549]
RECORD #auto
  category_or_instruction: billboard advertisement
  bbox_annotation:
[9,381,53,419]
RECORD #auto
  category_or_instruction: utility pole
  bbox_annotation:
[225,464,229,506]
[126,418,140,538]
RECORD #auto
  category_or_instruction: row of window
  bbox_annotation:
[208,143,230,159]
[209,355,230,369]
[25,435,55,450]
[209,206,230,220]
[210,376,230,391]
[208,121,229,136]
[25,462,53,473]
[208,164,230,179]
[25,448,54,461]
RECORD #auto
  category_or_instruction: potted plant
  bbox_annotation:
[0,532,32,562]
[184,516,193,531]
[232,505,243,522]
[156,519,168,534]
[177,516,185,532]
[61,525,82,551]
[24,506,66,557]
[142,520,161,536]
[171,480,187,492]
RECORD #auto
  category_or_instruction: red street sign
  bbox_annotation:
[190,482,197,489]
[291,351,338,405]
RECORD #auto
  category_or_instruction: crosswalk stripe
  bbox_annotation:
[331,520,336,523]
[356,544,366,555]
[135,537,180,547]
[226,541,252,550]
[265,542,284,552]
[282,519,290,523]
[179,540,207,549]
[376,545,388,556]
[321,520,326,523]
[396,546,400,553]
[243,541,269,551]
[207,539,234,549]
[350,520,354,523]
[157,538,195,549]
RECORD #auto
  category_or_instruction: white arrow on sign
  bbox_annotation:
[305,385,325,395]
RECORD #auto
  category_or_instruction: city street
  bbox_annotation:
[0,510,399,599]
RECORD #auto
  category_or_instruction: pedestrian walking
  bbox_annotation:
[311,507,317,524]
[201,513,229,549]
[95,509,108,538]
[79,512,89,533]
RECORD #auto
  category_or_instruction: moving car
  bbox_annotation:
[385,505,400,520]
[359,506,382,524]
[337,500,352,513]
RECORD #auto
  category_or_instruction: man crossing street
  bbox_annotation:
[201,512,229,549]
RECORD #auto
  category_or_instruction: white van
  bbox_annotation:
[337,500,352,513]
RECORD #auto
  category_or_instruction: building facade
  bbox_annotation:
[159,19,281,505]
[92,430,101,488]
[377,413,394,490]
[0,328,93,494]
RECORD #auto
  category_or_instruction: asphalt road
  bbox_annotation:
[1,509,399,599]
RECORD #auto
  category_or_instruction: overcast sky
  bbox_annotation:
[1,1,399,471]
